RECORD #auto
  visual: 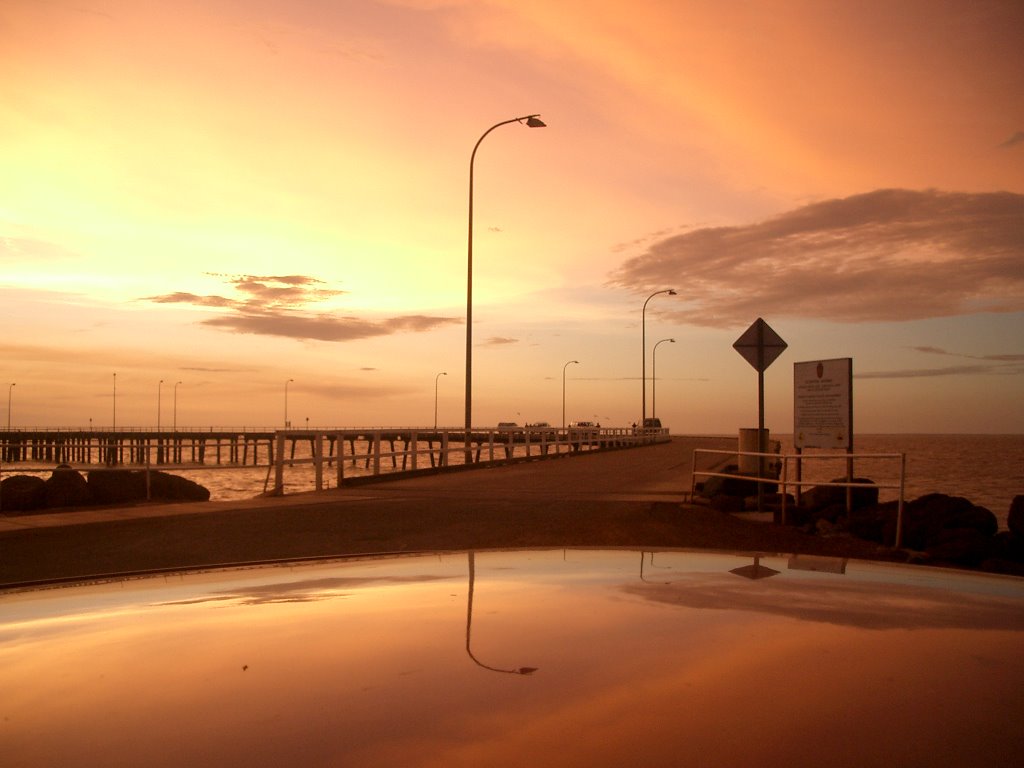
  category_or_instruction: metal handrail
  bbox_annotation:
[691,448,907,548]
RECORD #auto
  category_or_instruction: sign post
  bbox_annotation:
[733,318,787,512]
[793,358,854,511]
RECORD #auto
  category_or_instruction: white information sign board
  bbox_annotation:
[793,358,852,449]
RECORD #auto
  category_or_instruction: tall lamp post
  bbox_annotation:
[173,381,182,431]
[562,360,579,430]
[465,113,546,439]
[641,289,676,424]
[284,378,294,428]
[652,338,675,422]
[6,382,14,431]
[112,372,117,431]
[157,379,164,431]
[434,371,447,430]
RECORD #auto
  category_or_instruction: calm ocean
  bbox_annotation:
[176,433,1023,524]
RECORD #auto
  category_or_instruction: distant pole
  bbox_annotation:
[284,379,294,428]
[652,338,675,421]
[112,372,117,431]
[6,382,14,430]
[434,371,447,429]
[641,289,676,423]
[562,360,579,430]
[173,381,182,431]
[157,379,163,431]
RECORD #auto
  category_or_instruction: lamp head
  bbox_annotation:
[667,289,677,296]
[525,115,546,128]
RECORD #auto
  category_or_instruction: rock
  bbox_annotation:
[150,472,210,502]
[924,527,993,567]
[799,477,879,513]
[87,470,148,504]
[43,466,93,508]
[990,531,1024,563]
[1008,495,1024,538]
[849,493,998,554]
[87,470,209,504]
[1,475,47,513]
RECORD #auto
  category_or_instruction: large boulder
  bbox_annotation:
[1,474,46,513]
[43,466,94,508]
[799,477,879,513]
[849,493,998,567]
[87,470,209,504]
[1008,495,1024,538]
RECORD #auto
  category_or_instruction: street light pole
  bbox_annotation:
[112,372,117,431]
[7,382,14,430]
[562,360,579,430]
[641,289,676,424]
[157,379,163,431]
[434,371,447,429]
[173,381,182,431]
[284,379,294,428]
[652,338,675,422]
[465,113,546,439]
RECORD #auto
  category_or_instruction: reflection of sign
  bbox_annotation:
[733,318,787,372]
[794,358,852,449]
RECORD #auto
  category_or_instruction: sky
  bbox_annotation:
[2,0,1022,434]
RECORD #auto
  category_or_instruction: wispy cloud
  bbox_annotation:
[609,189,1024,328]
[856,364,1022,379]
[144,274,458,342]
[998,131,1024,149]
[483,336,519,346]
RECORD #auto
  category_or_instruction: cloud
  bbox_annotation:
[609,189,1024,328]
[855,363,1023,379]
[144,274,459,342]
[998,131,1024,149]
[483,336,519,346]
[909,346,1024,362]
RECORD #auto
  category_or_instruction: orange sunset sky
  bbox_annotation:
[2,0,1022,433]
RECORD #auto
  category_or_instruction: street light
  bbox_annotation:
[652,338,675,422]
[173,381,182,431]
[434,371,447,429]
[157,379,164,431]
[562,360,579,430]
[465,552,537,675]
[641,289,676,424]
[284,378,294,428]
[7,383,14,431]
[465,113,546,438]
[112,372,117,431]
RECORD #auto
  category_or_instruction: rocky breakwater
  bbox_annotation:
[1,465,210,514]
[697,467,1024,574]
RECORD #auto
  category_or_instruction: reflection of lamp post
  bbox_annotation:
[157,379,164,431]
[434,371,447,429]
[284,378,294,428]
[465,114,546,439]
[561,360,578,430]
[466,552,538,675]
[173,381,182,431]
[641,289,675,424]
[651,338,674,422]
[6,382,14,430]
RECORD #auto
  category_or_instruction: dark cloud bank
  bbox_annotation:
[609,189,1024,328]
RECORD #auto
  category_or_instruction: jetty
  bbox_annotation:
[0,425,663,494]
